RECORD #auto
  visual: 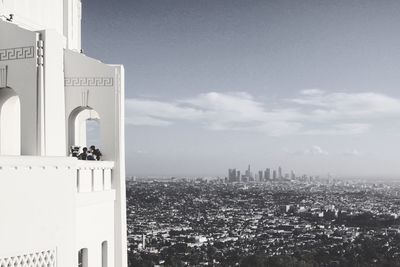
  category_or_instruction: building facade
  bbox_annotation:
[0,1,127,266]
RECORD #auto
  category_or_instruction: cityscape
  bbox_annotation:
[228,165,312,183]
[126,174,400,267]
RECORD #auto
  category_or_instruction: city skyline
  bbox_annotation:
[82,0,400,178]
[228,164,299,183]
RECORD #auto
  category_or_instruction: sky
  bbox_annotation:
[82,0,400,179]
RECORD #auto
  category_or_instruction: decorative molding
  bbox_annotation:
[0,66,7,88]
[0,46,35,61]
[65,77,114,87]
[0,249,56,267]
[82,90,89,107]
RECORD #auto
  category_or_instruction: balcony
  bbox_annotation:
[76,160,114,193]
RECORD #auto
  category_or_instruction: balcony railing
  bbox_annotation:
[76,161,114,193]
[0,66,7,88]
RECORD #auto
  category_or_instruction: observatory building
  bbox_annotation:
[0,1,127,266]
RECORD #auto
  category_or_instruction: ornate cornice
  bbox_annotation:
[65,77,114,87]
[0,46,35,61]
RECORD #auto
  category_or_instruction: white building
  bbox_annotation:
[0,1,127,267]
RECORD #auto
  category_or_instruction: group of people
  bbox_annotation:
[70,145,102,161]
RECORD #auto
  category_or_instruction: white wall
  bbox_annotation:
[0,0,82,51]
[0,156,77,267]
[76,200,115,267]
[0,21,39,155]
[0,0,64,35]
[75,160,116,267]
[63,0,82,51]
[65,50,127,267]
[0,21,68,157]
[41,29,68,156]
[112,64,128,267]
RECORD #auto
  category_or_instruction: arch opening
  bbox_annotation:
[68,106,103,159]
[78,248,88,267]
[0,87,21,155]
[102,241,108,267]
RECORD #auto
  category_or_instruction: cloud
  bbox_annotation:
[125,115,173,126]
[342,149,361,156]
[302,123,371,135]
[126,92,303,135]
[125,90,400,136]
[291,91,400,120]
[292,145,329,156]
[300,89,325,96]
[125,99,203,126]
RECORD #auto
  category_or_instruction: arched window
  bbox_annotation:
[0,87,20,155]
[78,248,88,267]
[102,241,108,267]
[68,107,102,158]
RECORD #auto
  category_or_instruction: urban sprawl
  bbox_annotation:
[127,171,400,267]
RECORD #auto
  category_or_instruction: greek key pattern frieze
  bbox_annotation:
[65,77,114,87]
[0,46,35,61]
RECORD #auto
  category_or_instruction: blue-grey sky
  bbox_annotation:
[82,0,400,178]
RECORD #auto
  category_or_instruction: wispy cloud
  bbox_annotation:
[301,123,371,135]
[299,89,325,96]
[342,149,361,156]
[125,99,203,126]
[301,145,329,156]
[125,90,400,136]
[291,90,400,120]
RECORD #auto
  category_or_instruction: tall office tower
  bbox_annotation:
[0,1,127,266]
[265,168,271,180]
[258,170,263,182]
[291,170,296,179]
[236,170,241,182]
[278,166,282,179]
[273,170,277,180]
[228,168,236,182]
[245,164,251,177]
[245,164,253,181]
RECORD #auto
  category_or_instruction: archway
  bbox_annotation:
[102,241,108,267]
[0,87,21,155]
[78,248,88,267]
[68,106,101,154]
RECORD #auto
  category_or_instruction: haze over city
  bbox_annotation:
[82,0,400,178]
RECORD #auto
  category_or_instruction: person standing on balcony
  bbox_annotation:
[94,148,102,161]
[79,147,88,160]
[90,145,102,161]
